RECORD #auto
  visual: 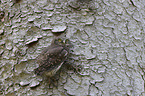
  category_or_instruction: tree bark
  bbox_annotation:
[0,0,144,96]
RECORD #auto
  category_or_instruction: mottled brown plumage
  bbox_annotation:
[34,36,71,77]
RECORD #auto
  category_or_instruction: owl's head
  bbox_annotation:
[51,36,72,48]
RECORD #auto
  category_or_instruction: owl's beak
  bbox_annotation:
[66,43,73,48]
[66,44,70,46]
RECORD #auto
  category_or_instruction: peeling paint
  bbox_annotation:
[29,79,40,88]
[0,0,144,95]
[51,24,67,32]
[20,80,30,86]
[25,37,40,45]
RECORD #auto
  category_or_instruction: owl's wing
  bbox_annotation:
[35,46,68,76]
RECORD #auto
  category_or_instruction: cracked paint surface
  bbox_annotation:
[0,0,145,96]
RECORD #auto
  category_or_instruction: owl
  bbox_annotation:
[34,36,71,77]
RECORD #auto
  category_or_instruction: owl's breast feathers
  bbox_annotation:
[35,45,69,77]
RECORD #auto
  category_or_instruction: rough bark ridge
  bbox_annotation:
[0,0,144,95]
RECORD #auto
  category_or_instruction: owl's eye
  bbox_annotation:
[64,39,69,44]
[58,39,63,43]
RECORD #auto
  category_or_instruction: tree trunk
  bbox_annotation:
[0,0,144,96]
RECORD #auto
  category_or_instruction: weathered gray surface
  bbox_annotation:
[0,0,145,96]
